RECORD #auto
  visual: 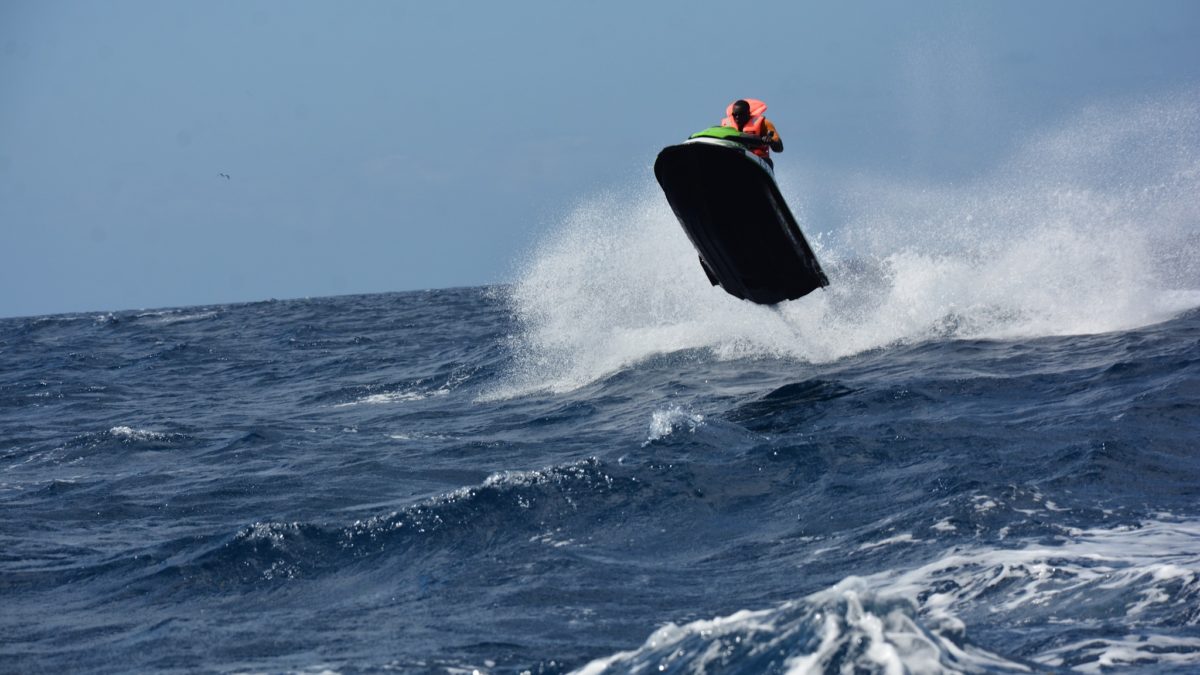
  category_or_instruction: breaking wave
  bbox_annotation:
[497,92,1200,397]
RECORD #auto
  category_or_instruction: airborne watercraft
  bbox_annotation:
[654,126,829,305]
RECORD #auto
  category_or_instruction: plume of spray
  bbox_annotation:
[494,92,1200,397]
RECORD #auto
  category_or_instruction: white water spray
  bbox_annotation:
[496,93,1200,396]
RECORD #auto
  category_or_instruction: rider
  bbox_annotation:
[722,99,783,167]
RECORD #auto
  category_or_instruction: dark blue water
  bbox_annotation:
[3,283,1199,673]
[4,96,1200,673]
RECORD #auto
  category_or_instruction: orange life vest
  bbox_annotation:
[721,99,771,157]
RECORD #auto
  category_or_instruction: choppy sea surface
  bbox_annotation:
[4,96,1200,673]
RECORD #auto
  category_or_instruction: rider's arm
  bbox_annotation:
[763,119,783,153]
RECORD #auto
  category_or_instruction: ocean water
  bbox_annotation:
[4,97,1200,673]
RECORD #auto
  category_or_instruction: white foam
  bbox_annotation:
[1037,634,1200,672]
[573,517,1200,673]
[879,518,1200,617]
[572,608,778,675]
[873,516,1200,674]
[386,432,453,442]
[108,426,169,442]
[333,391,430,407]
[571,578,1027,675]
[644,406,705,445]
[972,497,998,513]
[858,533,921,552]
[493,92,1200,396]
[135,309,219,324]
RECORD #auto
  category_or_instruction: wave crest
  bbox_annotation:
[498,92,1200,395]
[573,578,1028,674]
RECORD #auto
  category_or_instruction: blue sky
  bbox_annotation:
[2,1,1198,318]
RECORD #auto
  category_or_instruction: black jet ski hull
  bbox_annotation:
[654,139,829,304]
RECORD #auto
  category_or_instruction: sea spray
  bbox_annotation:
[497,92,1200,396]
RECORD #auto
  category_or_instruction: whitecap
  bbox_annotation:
[332,390,432,407]
[108,426,170,442]
[643,406,705,445]
[571,578,1026,674]
[574,516,1200,673]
